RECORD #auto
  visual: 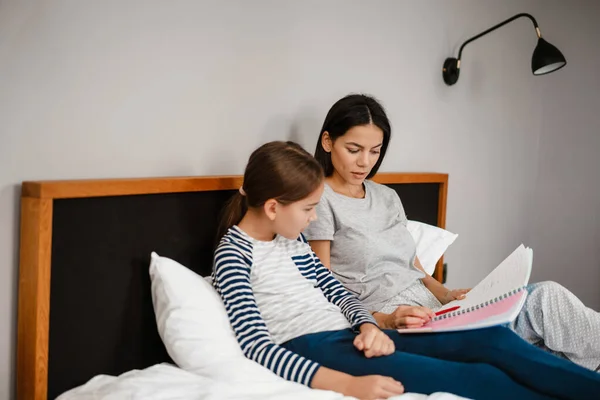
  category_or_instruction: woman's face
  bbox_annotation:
[323,124,384,186]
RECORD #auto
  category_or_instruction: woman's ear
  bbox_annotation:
[321,132,332,153]
[263,199,278,221]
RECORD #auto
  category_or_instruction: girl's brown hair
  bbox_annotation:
[215,141,324,243]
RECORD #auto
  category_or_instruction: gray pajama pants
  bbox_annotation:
[379,280,600,371]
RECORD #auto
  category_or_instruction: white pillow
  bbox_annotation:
[406,220,458,276]
[149,252,245,378]
[149,253,330,392]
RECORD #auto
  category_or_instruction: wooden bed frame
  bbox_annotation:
[16,172,448,400]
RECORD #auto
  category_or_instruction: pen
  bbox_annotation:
[435,306,460,316]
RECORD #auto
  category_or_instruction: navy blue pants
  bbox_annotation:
[282,326,600,400]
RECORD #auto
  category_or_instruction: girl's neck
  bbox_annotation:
[237,209,277,242]
[326,173,366,199]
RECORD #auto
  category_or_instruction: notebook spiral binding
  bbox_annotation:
[432,286,526,322]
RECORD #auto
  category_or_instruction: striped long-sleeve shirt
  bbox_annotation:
[212,226,377,386]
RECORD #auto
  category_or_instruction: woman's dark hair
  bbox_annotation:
[216,141,324,243]
[314,94,391,178]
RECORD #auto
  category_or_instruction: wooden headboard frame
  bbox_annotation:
[16,172,448,400]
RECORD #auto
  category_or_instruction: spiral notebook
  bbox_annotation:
[398,244,533,333]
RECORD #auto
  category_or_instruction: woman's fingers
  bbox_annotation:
[450,288,471,300]
[409,307,433,321]
[394,306,433,320]
[394,313,429,327]
[423,307,436,319]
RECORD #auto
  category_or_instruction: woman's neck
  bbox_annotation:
[326,173,366,199]
[237,209,276,242]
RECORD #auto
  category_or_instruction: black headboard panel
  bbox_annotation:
[49,190,235,398]
[387,183,440,226]
[17,173,447,399]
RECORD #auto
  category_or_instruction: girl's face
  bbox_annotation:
[323,124,384,186]
[273,183,324,240]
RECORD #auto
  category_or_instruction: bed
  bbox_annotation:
[16,172,457,400]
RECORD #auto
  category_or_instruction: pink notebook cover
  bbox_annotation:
[397,290,527,334]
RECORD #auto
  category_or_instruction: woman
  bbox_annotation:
[303,93,600,372]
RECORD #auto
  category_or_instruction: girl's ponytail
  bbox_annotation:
[215,190,247,247]
[215,141,323,246]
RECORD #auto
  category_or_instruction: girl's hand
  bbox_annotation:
[377,306,435,329]
[312,366,403,399]
[354,323,395,358]
[440,288,471,305]
[344,375,405,399]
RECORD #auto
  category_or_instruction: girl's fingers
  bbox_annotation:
[382,378,405,394]
[363,330,377,350]
[353,336,364,351]
[386,338,395,355]
[385,377,405,390]
[369,338,383,358]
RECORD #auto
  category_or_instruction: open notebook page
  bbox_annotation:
[399,290,528,333]
[438,244,533,312]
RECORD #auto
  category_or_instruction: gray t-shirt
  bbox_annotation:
[303,180,425,311]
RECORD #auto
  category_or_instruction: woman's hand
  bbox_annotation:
[374,306,435,329]
[354,323,395,358]
[344,375,405,399]
[439,288,471,305]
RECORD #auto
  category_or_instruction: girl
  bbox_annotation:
[212,140,600,399]
[304,93,600,372]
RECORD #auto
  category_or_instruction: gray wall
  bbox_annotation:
[0,1,598,397]
[526,2,600,310]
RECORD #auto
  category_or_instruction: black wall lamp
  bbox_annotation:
[443,13,567,86]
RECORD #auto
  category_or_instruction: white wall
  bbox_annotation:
[1,1,598,397]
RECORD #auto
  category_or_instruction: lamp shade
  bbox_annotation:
[532,38,567,75]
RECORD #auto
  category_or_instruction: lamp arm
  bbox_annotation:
[457,13,541,64]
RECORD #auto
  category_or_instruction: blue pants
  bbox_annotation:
[282,326,600,400]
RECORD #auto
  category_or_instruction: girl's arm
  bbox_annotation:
[213,242,320,386]
[307,254,377,329]
[312,364,404,398]
[303,236,376,328]
[215,241,402,398]
[304,240,396,360]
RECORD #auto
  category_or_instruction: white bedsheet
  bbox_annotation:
[57,363,469,400]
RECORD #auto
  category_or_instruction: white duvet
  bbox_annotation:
[57,363,468,400]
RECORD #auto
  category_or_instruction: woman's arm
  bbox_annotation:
[414,256,469,304]
[309,240,331,269]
